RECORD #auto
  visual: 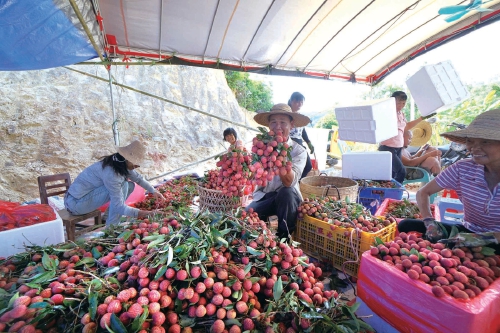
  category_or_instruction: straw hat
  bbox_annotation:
[253,103,311,127]
[410,120,432,146]
[441,109,500,144]
[117,140,146,166]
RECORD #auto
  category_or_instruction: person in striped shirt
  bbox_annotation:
[398,110,500,247]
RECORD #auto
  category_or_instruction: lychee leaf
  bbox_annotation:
[481,247,496,256]
[131,307,149,333]
[410,248,419,256]
[41,252,55,271]
[154,266,168,281]
[7,292,19,309]
[75,257,95,266]
[91,247,102,259]
[29,270,56,284]
[89,292,98,320]
[246,246,263,256]
[107,277,120,287]
[110,313,127,333]
[29,302,49,308]
[374,237,384,246]
[179,315,196,327]
[167,246,174,267]
[249,277,260,283]
[104,322,116,333]
[102,267,120,275]
[25,283,41,290]
[232,290,242,301]
[244,263,252,274]
[418,253,426,262]
[147,238,166,250]
[225,319,242,326]
[117,230,133,242]
[273,277,283,302]
[225,279,237,287]
[216,236,229,247]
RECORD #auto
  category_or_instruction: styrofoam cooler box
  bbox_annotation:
[335,98,398,144]
[342,152,392,180]
[406,61,470,116]
[0,209,65,258]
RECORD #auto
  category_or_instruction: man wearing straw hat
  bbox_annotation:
[248,104,310,239]
[399,110,500,249]
[65,140,167,226]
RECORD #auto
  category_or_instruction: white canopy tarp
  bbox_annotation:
[90,0,500,84]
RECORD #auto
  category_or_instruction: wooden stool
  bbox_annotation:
[37,173,103,241]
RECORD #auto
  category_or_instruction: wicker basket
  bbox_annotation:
[198,185,240,213]
[300,176,358,202]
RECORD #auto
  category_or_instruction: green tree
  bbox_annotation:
[429,83,500,145]
[315,112,338,129]
[224,71,273,112]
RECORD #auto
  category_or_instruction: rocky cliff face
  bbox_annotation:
[0,65,256,202]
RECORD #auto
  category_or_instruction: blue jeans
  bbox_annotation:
[65,181,134,220]
[378,145,406,183]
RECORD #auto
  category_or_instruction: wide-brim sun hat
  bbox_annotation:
[440,109,500,144]
[253,103,311,127]
[410,120,432,146]
[117,140,146,166]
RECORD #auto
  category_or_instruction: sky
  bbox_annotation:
[251,20,500,116]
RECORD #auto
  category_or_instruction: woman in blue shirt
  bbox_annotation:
[64,140,166,225]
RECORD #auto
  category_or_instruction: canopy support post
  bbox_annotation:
[107,70,120,145]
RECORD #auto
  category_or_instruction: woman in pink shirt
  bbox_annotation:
[399,110,500,248]
[378,91,429,183]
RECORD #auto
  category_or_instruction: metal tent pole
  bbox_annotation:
[108,70,120,145]
[147,151,226,181]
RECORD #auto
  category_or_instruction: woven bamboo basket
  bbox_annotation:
[197,185,240,213]
[300,176,358,202]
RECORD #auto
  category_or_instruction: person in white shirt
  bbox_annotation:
[288,92,314,178]
[247,104,309,239]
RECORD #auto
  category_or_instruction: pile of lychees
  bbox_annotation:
[249,128,293,187]
[370,232,500,300]
[201,149,253,197]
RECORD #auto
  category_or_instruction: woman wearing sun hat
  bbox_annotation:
[64,140,166,226]
[399,109,500,248]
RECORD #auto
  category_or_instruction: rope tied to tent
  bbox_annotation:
[122,56,131,68]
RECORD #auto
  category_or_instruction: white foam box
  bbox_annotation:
[342,151,392,180]
[406,61,470,116]
[335,98,398,144]
[0,210,64,258]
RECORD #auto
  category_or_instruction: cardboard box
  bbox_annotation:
[0,210,64,258]
[342,152,392,180]
[406,61,470,116]
[335,98,398,144]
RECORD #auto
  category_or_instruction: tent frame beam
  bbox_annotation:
[69,0,106,62]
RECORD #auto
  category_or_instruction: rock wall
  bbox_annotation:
[0,65,257,202]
